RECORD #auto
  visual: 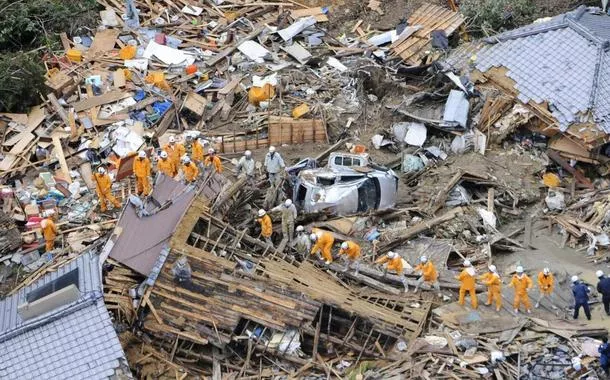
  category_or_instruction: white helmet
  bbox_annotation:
[258,209,266,217]
[296,225,304,232]
[597,270,604,278]
[208,148,215,154]
[284,199,292,207]
[571,275,579,283]
[516,266,524,274]
[341,242,349,250]
[183,156,191,164]
[387,251,397,259]
[97,167,106,174]
[160,151,168,158]
[269,146,276,153]
[543,267,550,275]
[489,265,497,272]
[244,150,252,157]
[40,219,49,228]
[463,259,471,267]
[420,256,428,263]
[310,233,318,241]
[169,136,176,143]
[138,151,146,158]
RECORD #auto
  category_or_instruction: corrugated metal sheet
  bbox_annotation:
[108,175,196,275]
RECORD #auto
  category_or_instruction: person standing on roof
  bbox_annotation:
[92,167,121,212]
[191,137,205,166]
[182,156,199,183]
[480,265,502,312]
[376,251,408,292]
[597,270,610,316]
[310,229,334,264]
[338,241,361,275]
[456,260,478,309]
[535,267,555,309]
[204,148,223,173]
[264,146,285,186]
[40,218,58,252]
[236,150,255,181]
[157,151,177,178]
[256,209,273,246]
[509,266,533,314]
[272,199,297,243]
[414,256,441,296]
[572,275,591,320]
[163,136,185,169]
[133,151,152,196]
[292,225,310,257]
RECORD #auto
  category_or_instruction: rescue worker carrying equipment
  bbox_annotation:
[92,167,121,212]
[133,150,152,196]
[456,260,478,309]
[508,266,533,314]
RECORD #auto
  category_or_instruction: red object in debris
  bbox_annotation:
[26,216,44,230]
[185,64,197,75]
[155,33,166,45]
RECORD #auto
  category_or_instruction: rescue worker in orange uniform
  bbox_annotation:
[480,265,502,311]
[414,256,441,296]
[256,209,273,246]
[338,241,361,275]
[310,229,334,264]
[133,150,152,196]
[182,156,199,183]
[191,137,205,164]
[376,251,408,292]
[536,267,555,309]
[157,151,177,178]
[163,136,186,169]
[92,167,121,212]
[508,265,533,314]
[204,148,223,173]
[456,259,478,309]
[40,218,58,252]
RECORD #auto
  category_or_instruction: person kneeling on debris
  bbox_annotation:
[599,336,610,376]
[456,260,478,309]
[310,229,334,264]
[157,151,177,178]
[133,151,152,196]
[204,148,223,173]
[272,199,297,243]
[414,256,441,296]
[535,267,555,309]
[480,265,502,312]
[571,275,591,321]
[92,167,121,212]
[376,251,408,292]
[509,266,533,314]
[292,225,310,257]
[339,241,361,275]
[182,156,199,183]
[256,209,273,246]
[596,270,610,316]
[236,150,255,181]
[40,218,58,252]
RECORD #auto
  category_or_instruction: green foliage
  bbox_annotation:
[0,0,99,52]
[0,52,46,112]
[461,0,537,34]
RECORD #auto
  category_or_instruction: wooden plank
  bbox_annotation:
[59,32,72,53]
[72,90,131,112]
[290,7,324,18]
[547,149,593,189]
[113,69,126,88]
[47,93,70,127]
[52,135,72,183]
[206,25,265,66]
[218,77,242,95]
[86,28,120,59]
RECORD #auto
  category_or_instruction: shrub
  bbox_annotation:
[0,52,46,112]
[461,0,537,34]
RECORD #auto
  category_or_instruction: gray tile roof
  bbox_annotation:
[0,252,129,379]
[475,6,610,133]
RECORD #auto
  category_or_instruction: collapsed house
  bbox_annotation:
[0,252,129,379]
[470,6,610,164]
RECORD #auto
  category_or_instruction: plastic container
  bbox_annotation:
[119,45,137,60]
[66,49,82,62]
[292,103,310,119]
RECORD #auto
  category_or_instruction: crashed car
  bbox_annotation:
[291,152,398,215]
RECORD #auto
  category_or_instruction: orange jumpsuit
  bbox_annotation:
[376,255,404,274]
[42,219,57,252]
[92,172,121,212]
[257,214,272,238]
[157,157,177,178]
[480,272,502,310]
[415,261,438,283]
[457,269,478,308]
[339,241,361,261]
[133,157,152,195]
[183,162,199,182]
[509,274,533,310]
[311,231,334,263]
[537,272,554,295]
[204,155,223,173]
[192,141,204,163]
[163,143,186,168]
